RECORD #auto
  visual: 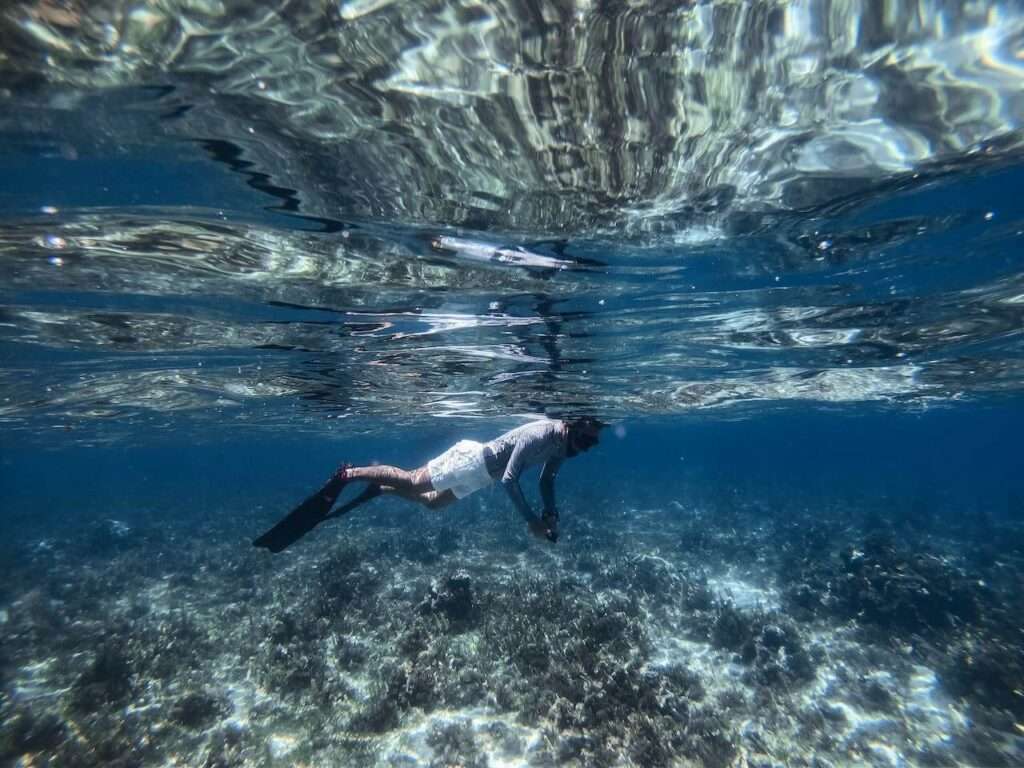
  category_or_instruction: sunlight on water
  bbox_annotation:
[1,2,1022,439]
[1,191,1022,438]
[3,1,1024,232]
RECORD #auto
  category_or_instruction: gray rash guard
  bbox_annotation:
[483,419,567,522]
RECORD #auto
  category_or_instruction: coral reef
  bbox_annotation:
[1,490,1022,766]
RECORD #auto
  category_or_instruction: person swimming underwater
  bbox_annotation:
[252,417,605,553]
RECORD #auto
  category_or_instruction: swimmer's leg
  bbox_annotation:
[346,464,433,493]
[377,485,456,510]
[328,482,455,519]
[418,489,457,510]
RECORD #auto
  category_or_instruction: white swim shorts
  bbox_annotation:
[427,439,493,499]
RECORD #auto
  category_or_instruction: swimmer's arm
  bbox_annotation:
[501,448,536,528]
[539,458,562,518]
[502,428,560,541]
[501,442,537,524]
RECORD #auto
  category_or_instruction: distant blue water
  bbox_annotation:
[4,406,1021,545]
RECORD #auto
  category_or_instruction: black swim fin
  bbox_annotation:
[253,467,349,553]
[326,483,382,520]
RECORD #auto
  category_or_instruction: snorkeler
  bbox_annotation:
[252,418,604,553]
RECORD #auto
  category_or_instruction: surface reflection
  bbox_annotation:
[2,1,1023,235]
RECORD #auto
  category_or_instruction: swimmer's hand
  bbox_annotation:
[528,517,558,543]
[541,510,559,543]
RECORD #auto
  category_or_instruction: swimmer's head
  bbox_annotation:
[566,416,605,455]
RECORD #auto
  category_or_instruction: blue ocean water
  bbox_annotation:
[2,2,1024,766]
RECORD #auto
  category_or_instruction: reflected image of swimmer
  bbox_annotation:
[253,417,606,553]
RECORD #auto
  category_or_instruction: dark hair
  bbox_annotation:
[566,417,605,455]
[567,416,606,434]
